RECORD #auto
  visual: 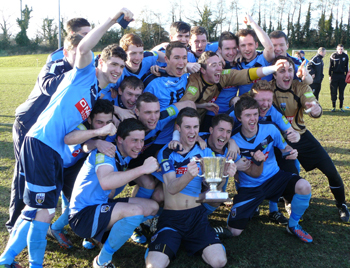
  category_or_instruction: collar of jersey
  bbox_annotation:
[240,124,260,143]
[200,74,214,86]
[125,63,143,75]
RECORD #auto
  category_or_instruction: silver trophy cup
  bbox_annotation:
[193,157,232,202]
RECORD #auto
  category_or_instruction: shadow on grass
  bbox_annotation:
[322,110,350,116]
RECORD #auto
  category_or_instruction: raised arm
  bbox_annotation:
[76,8,134,69]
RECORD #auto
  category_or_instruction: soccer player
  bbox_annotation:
[0,8,133,268]
[180,51,287,131]
[69,118,159,268]
[143,41,196,146]
[272,56,349,223]
[145,108,236,268]
[5,33,83,233]
[189,26,209,60]
[329,44,349,112]
[102,76,144,121]
[228,96,313,243]
[46,18,91,63]
[47,99,117,249]
[236,14,275,95]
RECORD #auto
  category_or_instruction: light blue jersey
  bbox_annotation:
[27,52,99,158]
[70,148,131,214]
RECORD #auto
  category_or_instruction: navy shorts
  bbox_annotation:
[228,170,300,230]
[69,197,129,242]
[20,136,64,209]
[148,205,221,260]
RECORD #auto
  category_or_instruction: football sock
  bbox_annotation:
[330,184,346,207]
[289,193,311,227]
[28,220,50,268]
[269,201,278,213]
[97,215,143,265]
[0,218,30,265]
[51,207,69,231]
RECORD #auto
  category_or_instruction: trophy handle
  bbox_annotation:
[190,157,205,177]
[223,159,234,178]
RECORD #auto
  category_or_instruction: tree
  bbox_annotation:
[0,11,12,49]
[41,18,58,48]
[302,2,312,46]
[15,5,32,46]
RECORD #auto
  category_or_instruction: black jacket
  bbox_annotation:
[329,52,349,76]
[307,54,324,84]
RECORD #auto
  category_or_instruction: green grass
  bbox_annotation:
[0,53,350,268]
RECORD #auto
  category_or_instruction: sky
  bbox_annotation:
[1,0,176,39]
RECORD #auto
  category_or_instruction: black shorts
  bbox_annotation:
[20,137,63,209]
[228,170,300,230]
[69,197,129,242]
[148,205,221,260]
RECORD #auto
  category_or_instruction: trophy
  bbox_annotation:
[192,157,233,203]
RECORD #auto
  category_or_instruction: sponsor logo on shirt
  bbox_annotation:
[209,96,217,103]
[222,69,231,75]
[35,193,45,205]
[282,116,289,125]
[72,148,82,157]
[176,166,188,175]
[187,86,198,96]
[75,98,91,120]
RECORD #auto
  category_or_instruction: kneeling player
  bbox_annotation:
[228,96,313,243]
[69,119,159,267]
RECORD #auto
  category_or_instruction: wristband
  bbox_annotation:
[261,65,276,76]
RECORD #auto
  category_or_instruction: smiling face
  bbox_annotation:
[125,45,144,72]
[118,86,143,110]
[273,61,294,90]
[177,116,200,149]
[271,37,289,57]
[100,56,125,85]
[135,101,160,131]
[201,55,223,84]
[165,47,188,77]
[118,130,145,159]
[190,34,207,57]
[239,108,259,138]
[219,39,238,63]
[238,34,258,62]
[254,90,273,117]
[208,120,232,154]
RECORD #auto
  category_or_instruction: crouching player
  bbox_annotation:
[69,118,159,268]
[228,96,313,243]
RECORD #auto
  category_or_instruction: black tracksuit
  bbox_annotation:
[329,52,349,108]
[307,53,324,100]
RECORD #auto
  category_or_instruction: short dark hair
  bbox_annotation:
[66,18,90,33]
[90,99,114,121]
[64,33,83,51]
[198,51,218,70]
[190,26,208,39]
[170,21,191,37]
[165,41,187,59]
[136,92,159,110]
[237,29,258,43]
[218,31,238,49]
[176,107,200,127]
[272,55,295,73]
[269,30,288,43]
[234,96,259,119]
[120,76,144,93]
[117,118,147,139]
[101,44,127,62]
[211,113,234,129]
[337,44,344,48]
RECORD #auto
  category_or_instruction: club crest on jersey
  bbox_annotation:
[260,139,268,149]
[35,193,45,205]
[151,233,158,243]
[101,205,110,213]
[280,103,286,112]
[75,98,91,120]
[231,207,237,218]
